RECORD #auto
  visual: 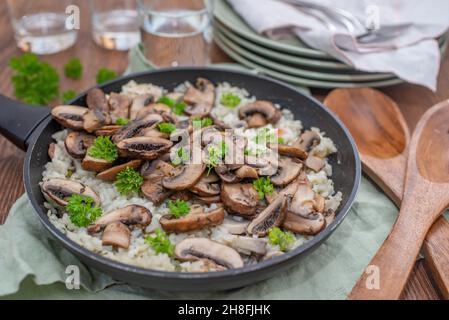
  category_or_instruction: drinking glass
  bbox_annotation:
[138,0,214,67]
[89,0,142,51]
[6,0,78,55]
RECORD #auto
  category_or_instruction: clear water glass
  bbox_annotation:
[138,0,214,68]
[7,0,78,55]
[89,0,142,51]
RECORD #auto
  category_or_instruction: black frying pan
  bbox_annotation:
[0,68,361,292]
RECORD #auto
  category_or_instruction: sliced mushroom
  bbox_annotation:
[195,195,221,204]
[160,207,225,233]
[290,182,319,218]
[324,209,336,226]
[86,88,109,112]
[64,131,95,159]
[48,143,56,159]
[215,164,239,183]
[247,194,290,236]
[305,155,325,172]
[51,105,88,130]
[282,212,325,235]
[95,125,122,136]
[293,130,321,152]
[81,153,114,172]
[83,108,112,133]
[162,164,205,191]
[175,238,244,269]
[135,103,173,120]
[141,175,173,205]
[239,101,281,128]
[170,190,193,202]
[129,94,154,120]
[221,183,259,217]
[191,173,220,197]
[88,205,152,234]
[269,144,308,160]
[314,193,325,213]
[235,165,258,180]
[96,160,143,181]
[139,128,169,139]
[183,78,215,117]
[230,236,267,256]
[221,218,249,235]
[102,222,131,249]
[112,113,163,143]
[117,136,173,160]
[108,92,130,122]
[41,178,100,207]
[141,159,174,179]
[270,157,302,186]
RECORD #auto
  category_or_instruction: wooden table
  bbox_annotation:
[0,1,446,300]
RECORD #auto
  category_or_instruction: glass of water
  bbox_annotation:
[89,0,142,51]
[6,0,78,55]
[138,0,214,67]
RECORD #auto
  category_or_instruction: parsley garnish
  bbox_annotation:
[96,67,117,84]
[64,58,83,79]
[255,128,277,145]
[205,141,227,175]
[115,118,130,126]
[268,227,296,252]
[66,194,102,228]
[220,92,241,108]
[167,199,190,218]
[145,229,174,256]
[158,96,175,107]
[192,117,214,129]
[157,96,186,115]
[253,177,274,200]
[9,53,59,105]
[88,136,118,162]
[158,122,176,134]
[278,137,285,144]
[62,90,77,104]
[172,147,189,166]
[115,167,144,195]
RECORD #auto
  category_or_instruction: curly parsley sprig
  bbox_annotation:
[115,167,144,195]
[65,194,102,228]
[88,136,118,162]
[145,229,174,256]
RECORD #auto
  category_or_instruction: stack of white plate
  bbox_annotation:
[214,0,448,89]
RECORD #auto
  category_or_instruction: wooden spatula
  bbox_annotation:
[325,89,449,299]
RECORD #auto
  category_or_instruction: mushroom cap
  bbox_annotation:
[183,78,216,117]
[86,88,109,113]
[175,238,244,269]
[293,130,321,152]
[235,165,259,180]
[41,178,100,207]
[96,160,143,181]
[129,94,154,120]
[221,183,259,217]
[81,153,114,172]
[95,125,122,137]
[51,105,88,130]
[108,92,131,123]
[191,173,221,197]
[230,236,267,256]
[64,131,95,159]
[238,101,281,127]
[117,136,173,160]
[247,194,290,236]
[88,205,152,234]
[160,207,225,233]
[270,157,303,186]
[141,159,174,179]
[83,108,111,133]
[269,144,308,160]
[162,164,205,191]
[290,182,321,218]
[102,222,131,249]
[305,155,326,172]
[282,212,326,235]
[141,175,174,205]
[112,113,163,143]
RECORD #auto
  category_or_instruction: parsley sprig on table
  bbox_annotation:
[253,177,274,200]
[157,96,186,116]
[115,167,144,195]
[220,92,241,108]
[64,58,83,79]
[65,194,102,228]
[96,67,117,84]
[145,229,174,256]
[268,227,296,252]
[167,199,190,218]
[88,136,118,162]
[9,53,60,105]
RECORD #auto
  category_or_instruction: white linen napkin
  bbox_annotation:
[226,0,449,90]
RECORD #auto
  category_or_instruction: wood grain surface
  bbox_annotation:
[0,0,446,300]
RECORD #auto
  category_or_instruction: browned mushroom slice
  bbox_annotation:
[129,94,154,120]
[215,164,239,183]
[170,190,193,202]
[48,143,56,159]
[238,101,281,128]
[135,103,173,120]
[141,159,174,179]
[95,125,122,136]
[86,88,109,112]
[117,136,173,160]
[314,193,325,213]
[108,92,130,122]
[65,131,95,159]
[141,176,173,205]
[112,113,164,143]
[230,237,267,256]
[175,238,244,269]
[88,205,152,233]
[83,108,112,133]
[183,78,215,117]
[282,212,326,235]
[221,218,250,235]
[162,164,205,191]
[269,144,308,160]
[270,157,302,186]
[96,160,143,181]
[195,195,221,204]
[160,207,225,233]
[51,105,88,130]
[41,178,100,207]
[139,128,169,139]
[221,183,259,217]
[305,155,325,172]
[81,153,114,172]
[235,165,259,180]
[191,173,220,197]
[292,130,321,152]
[290,182,319,218]
[102,222,131,249]
[247,194,290,236]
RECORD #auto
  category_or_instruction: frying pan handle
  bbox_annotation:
[0,94,51,151]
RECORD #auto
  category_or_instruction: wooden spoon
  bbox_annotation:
[324,89,449,299]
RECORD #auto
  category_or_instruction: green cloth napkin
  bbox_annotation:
[0,45,400,300]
